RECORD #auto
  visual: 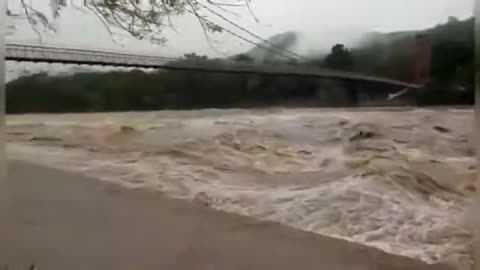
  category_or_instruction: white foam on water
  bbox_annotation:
[7,108,476,269]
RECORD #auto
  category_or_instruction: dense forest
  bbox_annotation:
[6,17,474,113]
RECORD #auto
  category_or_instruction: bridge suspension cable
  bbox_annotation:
[187,10,301,62]
[197,1,306,61]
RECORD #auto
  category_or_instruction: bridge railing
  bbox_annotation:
[6,43,177,66]
[5,43,422,89]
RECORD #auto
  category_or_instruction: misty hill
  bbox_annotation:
[233,31,300,63]
[357,31,415,48]
[357,16,471,49]
[350,17,474,83]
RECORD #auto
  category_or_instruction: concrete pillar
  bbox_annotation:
[345,80,359,105]
[314,79,357,107]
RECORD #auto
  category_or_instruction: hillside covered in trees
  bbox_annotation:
[6,17,474,113]
[351,17,474,93]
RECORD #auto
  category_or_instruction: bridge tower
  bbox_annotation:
[412,34,432,85]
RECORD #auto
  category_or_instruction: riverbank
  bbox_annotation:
[2,161,453,270]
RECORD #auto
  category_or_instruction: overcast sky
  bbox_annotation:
[7,0,474,57]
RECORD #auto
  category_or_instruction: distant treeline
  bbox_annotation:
[6,17,474,113]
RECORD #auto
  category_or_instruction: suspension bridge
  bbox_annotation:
[6,43,422,89]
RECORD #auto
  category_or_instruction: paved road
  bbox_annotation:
[1,161,453,270]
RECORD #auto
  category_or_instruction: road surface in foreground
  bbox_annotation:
[2,161,452,270]
[6,107,476,269]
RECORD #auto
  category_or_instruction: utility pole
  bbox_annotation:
[0,0,8,262]
[0,0,5,148]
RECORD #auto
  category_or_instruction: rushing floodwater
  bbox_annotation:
[6,108,476,269]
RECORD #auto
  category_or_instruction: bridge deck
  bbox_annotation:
[6,43,421,89]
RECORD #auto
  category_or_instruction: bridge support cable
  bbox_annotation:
[186,9,300,63]
[387,88,410,101]
[196,1,306,62]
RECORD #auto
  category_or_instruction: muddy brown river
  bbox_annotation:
[6,107,476,269]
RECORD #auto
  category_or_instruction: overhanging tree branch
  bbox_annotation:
[11,0,251,44]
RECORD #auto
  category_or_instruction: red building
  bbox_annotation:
[412,34,432,85]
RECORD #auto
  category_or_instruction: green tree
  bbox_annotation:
[325,44,354,71]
